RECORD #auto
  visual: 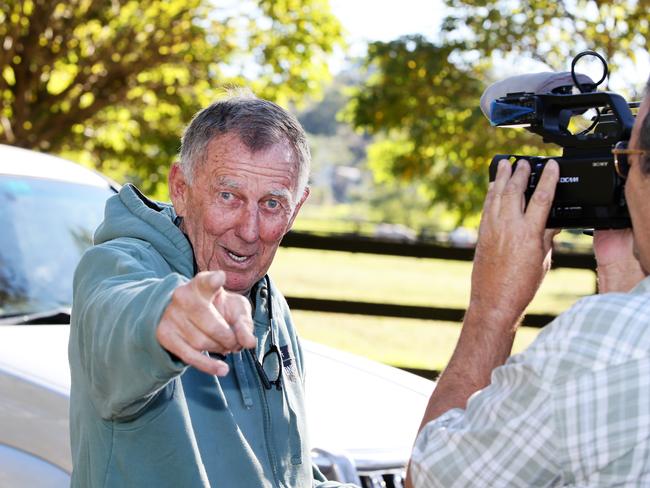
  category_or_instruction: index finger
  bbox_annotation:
[500,159,531,216]
[524,159,559,229]
[484,159,512,216]
[193,271,226,302]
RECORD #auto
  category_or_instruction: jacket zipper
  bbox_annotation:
[247,349,282,488]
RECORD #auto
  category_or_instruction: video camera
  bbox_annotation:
[482,51,638,229]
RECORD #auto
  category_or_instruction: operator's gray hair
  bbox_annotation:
[179,88,310,196]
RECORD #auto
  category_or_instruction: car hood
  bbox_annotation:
[302,340,433,466]
[0,325,433,467]
[0,325,70,396]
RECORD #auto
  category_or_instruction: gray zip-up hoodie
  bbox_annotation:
[68,184,349,487]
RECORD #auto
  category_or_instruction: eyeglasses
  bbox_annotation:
[612,141,649,179]
[252,275,283,391]
[254,342,282,391]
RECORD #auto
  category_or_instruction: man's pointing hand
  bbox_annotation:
[156,271,256,376]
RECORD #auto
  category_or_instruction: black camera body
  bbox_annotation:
[489,153,628,229]
[485,84,636,229]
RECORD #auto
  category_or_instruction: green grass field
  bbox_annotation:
[269,247,596,372]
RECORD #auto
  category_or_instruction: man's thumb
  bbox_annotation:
[195,270,226,299]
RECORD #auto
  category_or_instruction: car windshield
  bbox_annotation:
[0,176,114,319]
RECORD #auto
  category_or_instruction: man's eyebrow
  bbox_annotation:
[268,188,292,201]
[212,177,293,201]
[214,176,241,189]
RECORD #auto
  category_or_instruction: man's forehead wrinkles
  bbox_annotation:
[208,170,295,201]
[209,165,297,187]
[209,158,296,176]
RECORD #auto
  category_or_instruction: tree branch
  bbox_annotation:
[36,12,199,146]
[28,1,192,137]
[11,0,59,126]
[0,3,24,71]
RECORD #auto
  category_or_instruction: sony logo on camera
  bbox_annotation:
[483,52,637,229]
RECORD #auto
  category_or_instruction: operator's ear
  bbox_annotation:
[286,186,310,233]
[169,163,189,216]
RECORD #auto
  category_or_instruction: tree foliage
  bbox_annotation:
[346,35,541,220]
[443,0,650,80]
[347,0,649,223]
[0,0,343,197]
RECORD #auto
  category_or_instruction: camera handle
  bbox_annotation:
[571,50,609,93]
[570,51,610,136]
[531,91,634,148]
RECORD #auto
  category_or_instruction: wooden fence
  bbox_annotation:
[279,230,597,379]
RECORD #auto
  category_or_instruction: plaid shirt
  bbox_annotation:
[411,276,650,487]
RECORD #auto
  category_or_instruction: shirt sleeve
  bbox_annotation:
[410,361,562,488]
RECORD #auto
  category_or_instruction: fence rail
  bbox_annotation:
[281,231,596,269]
[280,230,596,329]
[285,296,559,329]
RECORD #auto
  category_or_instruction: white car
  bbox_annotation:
[0,144,433,487]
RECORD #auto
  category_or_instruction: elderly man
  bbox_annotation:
[69,93,353,487]
[407,76,650,487]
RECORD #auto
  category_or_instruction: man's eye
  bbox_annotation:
[219,192,233,201]
[266,199,279,209]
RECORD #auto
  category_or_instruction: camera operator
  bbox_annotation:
[406,75,650,487]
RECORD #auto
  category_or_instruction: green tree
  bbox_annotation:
[0,0,343,197]
[345,35,542,221]
[347,1,649,223]
[442,0,649,83]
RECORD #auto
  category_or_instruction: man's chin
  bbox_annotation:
[224,275,256,296]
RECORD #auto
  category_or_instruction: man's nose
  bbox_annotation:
[235,204,260,243]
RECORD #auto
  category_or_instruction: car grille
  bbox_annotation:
[358,468,405,488]
[312,448,407,487]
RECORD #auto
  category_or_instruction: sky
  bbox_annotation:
[326,0,556,83]
[329,0,443,44]
[328,0,444,71]
[219,0,647,93]
[328,0,650,94]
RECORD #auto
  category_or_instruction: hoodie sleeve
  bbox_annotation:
[70,239,189,421]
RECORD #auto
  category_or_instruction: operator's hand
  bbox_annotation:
[407,159,559,434]
[156,271,256,376]
[469,158,560,327]
[593,229,645,293]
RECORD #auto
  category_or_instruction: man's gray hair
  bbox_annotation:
[179,89,311,196]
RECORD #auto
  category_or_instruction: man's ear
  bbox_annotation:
[286,186,310,232]
[169,163,189,216]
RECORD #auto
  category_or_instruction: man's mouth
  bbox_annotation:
[226,248,253,264]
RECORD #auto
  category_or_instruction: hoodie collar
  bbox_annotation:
[94,184,195,278]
